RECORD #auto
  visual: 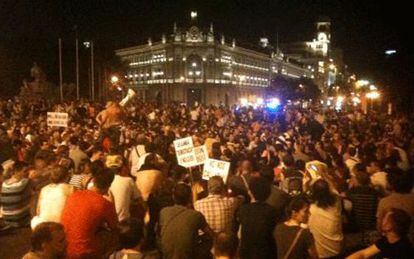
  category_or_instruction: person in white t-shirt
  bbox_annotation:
[308,179,343,258]
[128,135,148,175]
[31,166,74,229]
[366,159,388,194]
[108,161,141,221]
[344,147,360,173]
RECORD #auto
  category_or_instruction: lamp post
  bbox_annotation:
[83,41,94,101]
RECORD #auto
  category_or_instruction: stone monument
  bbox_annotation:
[20,63,52,100]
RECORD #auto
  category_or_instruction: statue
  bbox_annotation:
[20,63,52,100]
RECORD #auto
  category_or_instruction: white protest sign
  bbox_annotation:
[47,112,68,128]
[193,145,208,166]
[203,158,230,182]
[174,137,196,168]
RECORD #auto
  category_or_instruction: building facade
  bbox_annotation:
[281,17,347,90]
[116,12,312,106]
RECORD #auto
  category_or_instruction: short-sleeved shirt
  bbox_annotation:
[375,236,414,259]
[346,186,378,230]
[274,224,314,259]
[194,194,240,233]
[159,205,207,259]
[377,193,414,222]
[61,190,118,258]
[237,202,277,259]
[109,175,141,221]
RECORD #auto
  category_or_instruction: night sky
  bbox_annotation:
[0,0,412,97]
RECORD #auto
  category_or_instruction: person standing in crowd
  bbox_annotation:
[96,101,126,129]
[31,166,74,229]
[347,208,413,259]
[237,176,277,259]
[0,161,32,227]
[275,197,318,259]
[194,176,241,234]
[22,222,67,259]
[158,183,214,259]
[62,169,118,258]
[308,179,343,258]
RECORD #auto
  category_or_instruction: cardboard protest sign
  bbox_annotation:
[47,112,69,127]
[174,137,196,168]
[193,145,208,166]
[202,158,230,182]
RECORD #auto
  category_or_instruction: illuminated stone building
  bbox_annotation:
[116,12,312,105]
[281,17,346,90]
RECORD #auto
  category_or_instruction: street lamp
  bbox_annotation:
[366,91,380,100]
[111,75,119,84]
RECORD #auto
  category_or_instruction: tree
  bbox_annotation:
[267,75,321,102]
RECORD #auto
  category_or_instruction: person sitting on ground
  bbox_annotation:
[347,208,413,259]
[110,218,159,259]
[22,222,67,259]
[107,155,141,221]
[0,161,32,228]
[68,136,88,173]
[237,176,277,259]
[31,165,74,229]
[308,179,343,258]
[135,153,163,202]
[345,169,379,234]
[61,168,118,258]
[365,159,388,195]
[194,176,241,234]
[158,183,214,259]
[274,197,318,259]
[376,168,414,231]
[69,158,92,189]
[214,231,239,259]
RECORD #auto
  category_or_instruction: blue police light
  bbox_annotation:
[266,98,281,110]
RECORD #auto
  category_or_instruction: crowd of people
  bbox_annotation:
[0,97,414,259]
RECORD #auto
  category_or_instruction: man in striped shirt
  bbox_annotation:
[346,168,379,232]
[0,162,32,227]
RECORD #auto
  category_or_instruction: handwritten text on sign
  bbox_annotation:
[174,137,196,168]
[47,112,68,128]
[203,158,230,182]
[193,145,208,166]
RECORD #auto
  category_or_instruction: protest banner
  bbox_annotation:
[47,112,68,127]
[202,158,230,182]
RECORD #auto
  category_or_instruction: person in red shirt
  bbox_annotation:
[61,169,118,259]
